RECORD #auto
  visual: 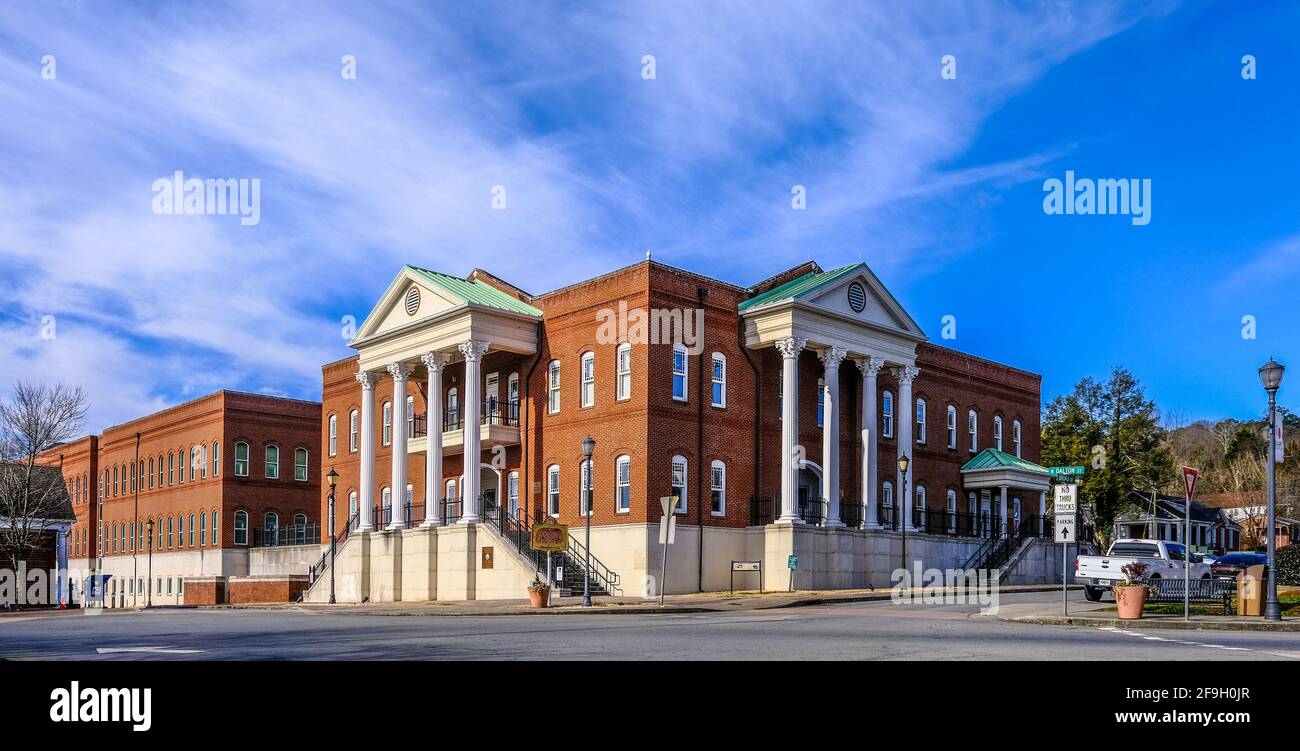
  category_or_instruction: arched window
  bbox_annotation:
[211,510,219,546]
[265,445,280,479]
[167,515,174,548]
[294,513,308,545]
[507,471,520,519]
[445,479,458,503]
[881,481,894,526]
[579,459,593,516]
[156,517,163,549]
[670,455,687,514]
[199,512,207,547]
[201,443,208,479]
[382,401,392,446]
[914,485,927,530]
[916,398,927,444]
[711,353,726,408]
[328,414,338,456]
[177,514,185,548]
[946,489,958,533]
[129,521,136,552]
[547,360,561,413]
[158,455,164,486]
[188,513,195,547]
[616,344,631,401]
[710,460,726,516]
[1012,419,1022,458]
[967,409,978,453]
[406,395,415,438]
[349,410,359,452]
[130,466,136,494]
[615,456,631,513]
[381,487,391,510]
[816,378,825,427]
[348,491,358,520]
[147,458,154,490]
[168,452,176,484]
[993,415,1003,452]
[233,510,248,546]
[546,465,560,516]
[507,372,520,408]
[1012,496,1022,534]
[234,442,250,477]
[580,351,595,407]
[672,345,688,401]
[447,388,460,428]
[946,405,957,449]
[264,512,279,545]
[882,391,894,438]
[294,448,308,481]
[190,446,199,481]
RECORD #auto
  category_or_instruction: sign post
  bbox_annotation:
[1182,466,1200,622]
[658,496,677,607]
[530,519,569,608]
[787,554,799,592]
[1053,482,1078,615]
[730,561,763,594]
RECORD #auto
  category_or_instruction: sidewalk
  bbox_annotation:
[990,597,1300,632]
[237,583,1070,617]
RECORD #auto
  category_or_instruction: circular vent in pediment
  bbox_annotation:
[404,286,421,316]
[847,281,867,313]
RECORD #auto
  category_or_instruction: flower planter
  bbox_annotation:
[1114,584,1148,619]
[528,587,550,608]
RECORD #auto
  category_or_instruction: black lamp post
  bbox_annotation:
[1258,358,1285,620]
[145,518,154,608]
[581,435,595,608]
[326,468,339,605]
[899,454,910,577]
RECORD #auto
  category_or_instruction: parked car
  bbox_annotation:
[1075,539,1212,601]
[1209,552,1268,579]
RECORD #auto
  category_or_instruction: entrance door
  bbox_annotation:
[485,372,499,422]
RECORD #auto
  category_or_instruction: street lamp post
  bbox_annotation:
[145,519,154,608]
[326,468,339,605]
[899,455,910,579]
[1258,358,1285,620]
[581,436,595,608]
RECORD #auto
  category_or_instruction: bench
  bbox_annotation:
[1148,577,1236,615]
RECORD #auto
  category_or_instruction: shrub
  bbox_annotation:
[1276,545,1300,586]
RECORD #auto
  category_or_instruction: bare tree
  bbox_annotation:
[0,382,88,603]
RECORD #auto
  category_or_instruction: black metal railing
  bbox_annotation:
[253,523,319,547]
[472,495,621,597]
[748,496,1051,543]
[308,512,358,584]
[411,401,521,436]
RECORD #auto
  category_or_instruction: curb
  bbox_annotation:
[1008,615,1300,632]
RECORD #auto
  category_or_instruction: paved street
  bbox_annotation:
[2,591,1297,661]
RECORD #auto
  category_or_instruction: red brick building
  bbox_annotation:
[312,259,1051,598]
[39,391,321,606]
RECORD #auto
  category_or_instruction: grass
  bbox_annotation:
[1100,593,1300,616]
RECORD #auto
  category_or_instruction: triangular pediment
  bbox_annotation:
[352,268,468,345]
[799,265,926,339]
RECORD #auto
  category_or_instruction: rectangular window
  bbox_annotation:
[672,348,688,401]
[710,463,725,516]
[882,392,894,438]
[916,399,926,444]
[234,443,249,477]
[168,453,175,484]
[1013,421,1022,458]
[548,361,561,414]
[265,447,279,479]
[329,415,337,456]
[547,466,560,516]
[581,353,595,407]
[994,418,1003,451]
[350,411,359,452]
[968,411,978,452]
[711,354,725,407]
[168,517,174,548]
[670,459,687,514]
[213,442,219,477]
[616,458,630,513]
[947,408,957,449]
[178,516,185,548]
[212,513,219,546]
[616,346,631,400]
[382,402,392,446]
[507,472,519,519]
[295,449,308,481]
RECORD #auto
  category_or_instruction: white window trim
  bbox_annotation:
[615,455,631,513]
[816,378,825,428]
[234,442,249,477]
[672,345,688,402]
[670,455,688,514]
[548,360,561,414]
[710,459,726,517]
[265,444,280,480]
[993,415,1003,452]
[882,391,894,438]
[329,414,338,457]
[546,464,560,517]
[349,410,359,452]
[968,410,978,453]
[1012,419,1022,458]
[580,351,595,408]
[916,398,926,445]
[382,401,392,446]
[710,352,726,408]
[946,405,957,449]
[946,490,958,533]
[616,343,632,401]
[294,447,309,481]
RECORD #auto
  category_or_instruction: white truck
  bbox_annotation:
[1074,539,1212,601]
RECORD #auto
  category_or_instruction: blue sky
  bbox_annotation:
[1,0,1296,431]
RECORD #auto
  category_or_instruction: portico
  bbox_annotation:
[347,266,541,533]
[740,263,927,532]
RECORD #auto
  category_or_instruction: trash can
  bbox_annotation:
[1237,564,1267,616]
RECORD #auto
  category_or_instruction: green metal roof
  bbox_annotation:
[738,263,863,312]
[406,265,542,317]
[961,448,1050,474]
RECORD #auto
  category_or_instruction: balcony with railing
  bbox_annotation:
[408,400,520,455]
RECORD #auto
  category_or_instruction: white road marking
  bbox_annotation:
[96,646,205,654]
[1096,626,1298,659]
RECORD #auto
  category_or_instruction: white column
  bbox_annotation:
[894,365,920,531]
[356,371,378,532]
[421,352,449,527]
[56,528,69,607]
[776,336,806,524]
[459,340,489,524]
[999,485,1009,536]
[856,356,884,529]
[388,362,412,530]
[819,346,847,527]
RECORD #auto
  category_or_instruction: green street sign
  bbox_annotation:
[787,554,799,570]
[1048,466,1086,477]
